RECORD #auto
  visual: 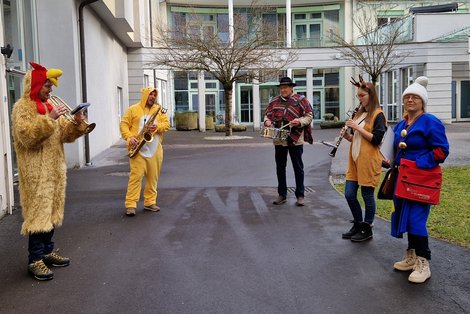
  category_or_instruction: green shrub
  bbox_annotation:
[215,124,247,132]
[320,121,345,129]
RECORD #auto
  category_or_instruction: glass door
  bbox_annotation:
[205,93,216,119]
[460,81,470,120]
[312,90,322,120]
[259,85,279,122]
[240,86,252,123]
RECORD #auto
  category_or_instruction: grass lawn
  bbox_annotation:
[335,166,470,248]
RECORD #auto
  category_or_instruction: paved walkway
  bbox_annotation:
[0,122,469,313]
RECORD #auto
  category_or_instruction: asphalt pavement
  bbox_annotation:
[0,123,469,314]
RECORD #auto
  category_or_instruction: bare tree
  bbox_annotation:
[148,4,297,136]
[331,3,412,84]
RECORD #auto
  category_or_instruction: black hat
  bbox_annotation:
[278,77,296,87]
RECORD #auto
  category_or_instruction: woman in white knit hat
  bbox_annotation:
[391,76,449,283]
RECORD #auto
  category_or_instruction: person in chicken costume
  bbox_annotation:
[12,61,87,280]
[120,87,170,217]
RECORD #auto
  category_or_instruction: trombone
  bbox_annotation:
[49,95,96,134]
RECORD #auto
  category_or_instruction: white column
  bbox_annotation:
[228,0,236,123]
[253,78,260,131]
[198,71,206,132]
[345,0,353,42]
[306,68,313,106]
[228,0,234,43]
[286,0,291,48]
[286,0,292,78]
[232,82,236,123]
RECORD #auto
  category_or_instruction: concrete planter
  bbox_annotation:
[205,115,215,130]
[175,111,198,131]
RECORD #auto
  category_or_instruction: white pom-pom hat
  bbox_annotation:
[402,76,428,105]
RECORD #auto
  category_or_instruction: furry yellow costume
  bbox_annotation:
[120,87,170,211]
[12,62,85,235]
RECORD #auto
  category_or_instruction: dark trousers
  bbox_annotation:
[275,144,304,198]
[28,229,55,264]
[408,233,431,260]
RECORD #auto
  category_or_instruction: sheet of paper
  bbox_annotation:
[70,103,90,115]
[380,126,395,167]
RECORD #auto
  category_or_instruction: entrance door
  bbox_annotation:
[259,85,279,122]
[460,81,470,120]
[240,86,252,123]
[205,93,216,119]
[190,92,217,117]
[312,90,322,120]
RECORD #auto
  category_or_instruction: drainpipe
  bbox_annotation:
[79,0,98,166]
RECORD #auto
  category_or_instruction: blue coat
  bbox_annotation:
[391,113,449,238]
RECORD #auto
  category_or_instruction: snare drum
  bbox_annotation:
[260,127,289,140]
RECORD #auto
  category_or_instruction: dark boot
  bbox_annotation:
[351,222,373,242]
[342,221,360,239]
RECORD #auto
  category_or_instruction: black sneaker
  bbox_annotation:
[351,223,373,242]
[28,260,54,281]
[44,252,70,267]
[342,221,360,239]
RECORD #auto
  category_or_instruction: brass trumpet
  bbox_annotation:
[49,95,96,134]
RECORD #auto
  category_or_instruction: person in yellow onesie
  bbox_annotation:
[120,87,170,216]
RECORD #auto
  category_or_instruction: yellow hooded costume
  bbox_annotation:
[120,87,170,209]
[12,62,86,235]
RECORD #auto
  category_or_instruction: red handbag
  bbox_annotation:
[395,158,442,205]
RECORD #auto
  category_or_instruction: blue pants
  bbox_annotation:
[344,180,376,224]
[28,229,54,264]
[275,144,304,198]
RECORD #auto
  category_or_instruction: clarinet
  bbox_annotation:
[328,103,361,157]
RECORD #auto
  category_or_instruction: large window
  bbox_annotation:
[173,71,224,115]
[323,69,340,119]
[170,7,285,47]
[174,72,189,111]
[292,7,340,48]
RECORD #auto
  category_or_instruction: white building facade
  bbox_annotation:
[130,0,470,131]
[1,0,469,218]
[0,0,158,217]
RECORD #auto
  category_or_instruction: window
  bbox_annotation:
[311,13,321,19]
[218,14,229,42]
[174,72,188,90]
[322,69,340,119]
[175,92,189,112]
[291,8,340,48]
[144,74,149,87]
[293,69,306,87]
[378,17,400,27]
[117,87,123,121]
[294,13,306,20]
